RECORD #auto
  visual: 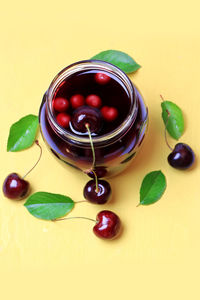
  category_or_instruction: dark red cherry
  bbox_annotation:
[70,94,85,109]
[71,106,102,134]
[168,143,195,169]
[3,173,29,200]
[87,166,107,178]
[101,106,118,122]
[93,210,121,240]
[84,179,111,204]
[56,113,71,128]
[86,94,102,108]
[53,97,69,112]
[95,73,111,85]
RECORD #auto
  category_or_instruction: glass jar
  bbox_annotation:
[39,60,148,177]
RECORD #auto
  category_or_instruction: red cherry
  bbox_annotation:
[53,97,69,112]
[86,94,102,108]
[95,73,111,85]
[83,180,111,204]
[71,106,102,134]
[3,141,42,200]
[168,143,195,170]
[101,106,118,122]
[3,173,29,200]
[56,113,71,128]
[70,94,85,109]
[93,210,121,240]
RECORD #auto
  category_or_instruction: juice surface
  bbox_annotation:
[53,70,131,135]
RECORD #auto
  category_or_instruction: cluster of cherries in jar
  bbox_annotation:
[53,72,118,134]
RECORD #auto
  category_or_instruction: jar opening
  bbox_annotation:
[46,60,138,146]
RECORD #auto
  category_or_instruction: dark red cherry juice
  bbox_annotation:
[53,69,130,135]
[39,65,148,177]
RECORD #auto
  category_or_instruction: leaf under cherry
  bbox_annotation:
[24,192,74,220]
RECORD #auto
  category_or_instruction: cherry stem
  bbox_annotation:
[85,123,96,170]
[160,94,165,102]
[160,95,173,150]
[74,200,87,203]
[22,140,42,179]
[164,110,173,151]
[53,216,97,223]
[91,170,99,193]
[85,123,99,193]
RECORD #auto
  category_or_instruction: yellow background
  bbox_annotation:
[0,0,200,299]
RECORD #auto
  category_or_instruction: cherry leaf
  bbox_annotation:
[24,192,74,220]
[91,50,141,74]
[161,101,184,140]
[7,114,39,152]
[139,170,166,206]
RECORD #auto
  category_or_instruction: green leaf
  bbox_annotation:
[7,114,39,152]
[24,192,74,220]
[161,101,184,140]
[91,50,141,74]
[139,170,166,206]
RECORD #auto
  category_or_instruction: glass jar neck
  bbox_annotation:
[46,60,138,146]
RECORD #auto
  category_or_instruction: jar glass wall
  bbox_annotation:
[39,60,148,177]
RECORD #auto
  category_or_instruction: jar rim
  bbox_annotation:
[46,60,138,146]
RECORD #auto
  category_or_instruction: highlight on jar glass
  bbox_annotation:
[39,60,148,178]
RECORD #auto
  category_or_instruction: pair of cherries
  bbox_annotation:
[3,170,119,241]
[3,140,120,240]
[3,72,121,240]
[3,173,119,240]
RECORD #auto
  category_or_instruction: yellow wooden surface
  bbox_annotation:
[0,0,200,299]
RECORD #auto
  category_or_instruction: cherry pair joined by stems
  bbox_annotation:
[72,108,113,204]
[60,112,119,239]
[2,140,42,200]
[55,107,119,239]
